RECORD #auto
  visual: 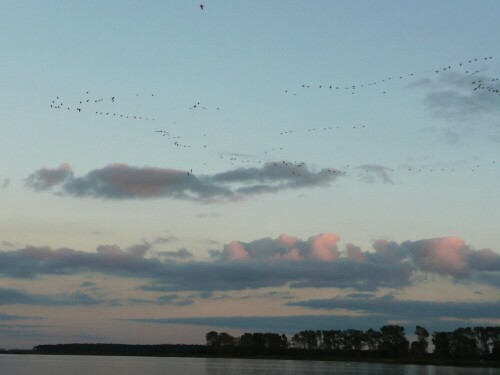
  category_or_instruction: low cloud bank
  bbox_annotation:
[0,235,497,296]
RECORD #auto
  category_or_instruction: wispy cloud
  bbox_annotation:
[355,165,393,184]
[195,212,223,219]
[412,71,500,142]
[118,312,494,334]
[287,294,500,320]
[0,287,111,306]
[2,178,10,189]
[157,248,193,259]
[0,312,43,321]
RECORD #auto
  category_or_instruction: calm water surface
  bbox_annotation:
[0,355,497,375]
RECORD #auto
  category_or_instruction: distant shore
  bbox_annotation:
[2,347,499,368]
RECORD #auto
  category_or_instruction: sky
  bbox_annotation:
[0,0,499,349]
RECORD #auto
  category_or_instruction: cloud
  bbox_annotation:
[403,237,500,277]
[155,294,194,306]
[157,248,193,259]
[287,294,500,320]
[414,71,500,118]
[118,313,491,334]
[0,240,18,250]
[0,240,410,292]
[212,291,294,301]
[128,294,194,306]
[0,287,109,306]
[219,233,341,262]
[80,281,98,288]
[153,236,178,244]
[25,162,344,202]
[355,165,393,184]
[0,235,497,294]
[403,237,468,277]
[412,71,500,142]
[118,315,380,333]
[195,212,222,219]
[0,313,42,321]
[2,178,9,189]
[25,163,72,191]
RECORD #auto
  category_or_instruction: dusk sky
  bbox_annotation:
[1,0,499,349]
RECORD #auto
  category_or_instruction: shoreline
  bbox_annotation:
[2,351,499,368]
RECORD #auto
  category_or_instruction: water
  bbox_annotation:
[0,355,497,375]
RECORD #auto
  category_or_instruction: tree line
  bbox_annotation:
[25,325,500,363]
[205,325,500,361]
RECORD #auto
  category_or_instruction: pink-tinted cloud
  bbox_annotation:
[277,234,298,248]
[279,248,303,261]
[405,237,468,277]
[0,235,497,293]
[222,241,250,261]
[346,244,367,262]
[308,233,341,261]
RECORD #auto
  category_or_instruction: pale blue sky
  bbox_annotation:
[0,1,499,348]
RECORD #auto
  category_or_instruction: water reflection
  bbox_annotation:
[0,355,496,375]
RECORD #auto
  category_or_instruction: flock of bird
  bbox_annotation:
[285,56,496,97]
[280,125,366,135]
[49,55,498,179]
[49,93,157,121]
[471,78,500,96]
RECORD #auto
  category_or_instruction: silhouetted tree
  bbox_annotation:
[410,325,429,357]
[316,330,324,349]
[291,333,305,349]
[487,327,500,360]
[432,331,451,359]
[342,329,364,351]
[218,332,236,347]
[321,330,343,350]
[450,327,477,359]
[379,325,409,357]
[364,328,381,351]
[263,333,287,351]
[474,326,490,357]
[205,331,219,347]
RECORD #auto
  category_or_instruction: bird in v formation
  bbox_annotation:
[49,55,497,178]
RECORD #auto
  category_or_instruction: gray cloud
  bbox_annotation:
[157,248,193,259]
[0,313,42,321]
[355,165,393,184]
[1,240,18,250]
[80,281,98,288]
[25,163,73,191]
[155,294,194,306]
[25,162,344,202]
[413,72,500,143]
[288,294,500,320]
[153,236,178,244]
[195,212,223,219]
[414,71,500,118]
[118,315,379,333]
[2,178,10,189]
[118,313,488,334]
[212,291,294,301]
[0,287,109,306]
[0,235,497,294]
